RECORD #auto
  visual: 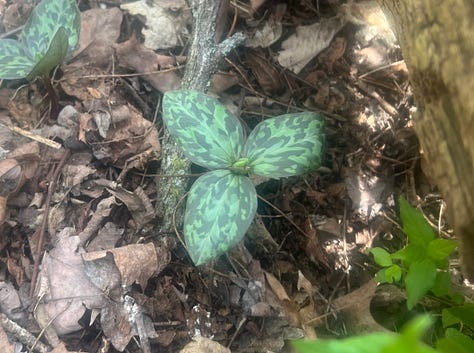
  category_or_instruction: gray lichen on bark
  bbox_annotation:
[155,0,245,234]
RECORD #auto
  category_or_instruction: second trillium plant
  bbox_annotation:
[163,90,325,265]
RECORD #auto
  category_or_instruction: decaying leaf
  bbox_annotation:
[278,16,345,74]
[245,16,282,48]
[114,34,184,93]
[35,227,170,350]
[0,324,16,353]
[120,0,191,50]
[333,279,388,334]
[246,51,285,95]
[83,242,167,290]
[179,336,231,353]
[70,7,123,68]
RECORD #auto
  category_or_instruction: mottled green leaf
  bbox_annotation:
[0,39,34,79]
[0,0,80,80]
[243,112,324,178]
[27,27,69,80]
[163,90,244,169]
[184,170,257,265]
[22,0,80,60]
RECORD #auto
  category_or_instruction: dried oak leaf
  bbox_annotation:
[70,7,123,68]
[278,16,345,74]
[114,35,184,93]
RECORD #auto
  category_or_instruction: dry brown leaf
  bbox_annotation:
[37,231,108,335]
[86,222,123,252]
[264,271,290,301]
[333,279,388,334]
[246,51,284,95]
[120,0,191,50]
[0,159,22,198]
[114,35,183,93]
[0,281,26,323]
[107,186,154,229]
[50,342,80,353]
[80,103,160,168]
[0,324,15,353]
[179,336,231,353]
[70,8,123,68]
[278,16,345,74]
[83,242,169,290]
[245,16,282,48]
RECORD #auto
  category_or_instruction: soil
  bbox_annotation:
[0,1,455,353]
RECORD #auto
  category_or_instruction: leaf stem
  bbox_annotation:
[40,75,60,119]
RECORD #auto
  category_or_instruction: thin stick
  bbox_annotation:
[30,149,70,298]
[0,122,61,149]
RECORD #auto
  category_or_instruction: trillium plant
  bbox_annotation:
[163,90,325,265]
[0,0,80,80]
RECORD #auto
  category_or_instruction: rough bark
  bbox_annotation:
[156,0,244,234]
[377,0,474,280]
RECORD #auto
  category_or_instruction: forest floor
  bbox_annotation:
[0,1,459,353]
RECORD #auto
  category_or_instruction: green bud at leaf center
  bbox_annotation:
[230,157,251,175]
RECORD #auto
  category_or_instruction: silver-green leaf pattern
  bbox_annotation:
[0,39,34,79]
[184,170,257,265]
[163,90,244,169]
[27,27,69,80]
[0,0,80,80]
[22,0,80,60]
[243,112,325,178]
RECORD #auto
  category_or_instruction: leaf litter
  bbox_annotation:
[0,0,469,352]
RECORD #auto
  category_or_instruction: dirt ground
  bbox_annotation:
[0,1,452,352]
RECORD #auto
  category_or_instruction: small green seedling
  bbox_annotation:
[370,196,457,309]
[0,0,80,80]
[163,90,324,265]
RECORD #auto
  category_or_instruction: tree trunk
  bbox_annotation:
[377,0,474,280]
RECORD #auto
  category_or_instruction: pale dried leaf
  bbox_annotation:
[246,17,282,48]
[0,324,16,353]
[333,279,388,334]
[278,16,345,74]
[70,8,123,67]
[179,336,231,353]
[114,35,183,92]
[83,242,169,290]
[121,0,191,50]
[50,342,80,353]
[264,271,290,301]
[0,281,25,322]
[86,222,123,252]
[38,232,107,335]
[107,186,154,229]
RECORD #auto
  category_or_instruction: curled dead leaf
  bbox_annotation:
[0,158,24,224]
[0,159,22,197]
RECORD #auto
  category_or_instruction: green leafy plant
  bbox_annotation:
[0,0,80,80]
[163,90,324,265]
[438,303,474,353]
[370,196,457,309]
[293,316,439,353]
